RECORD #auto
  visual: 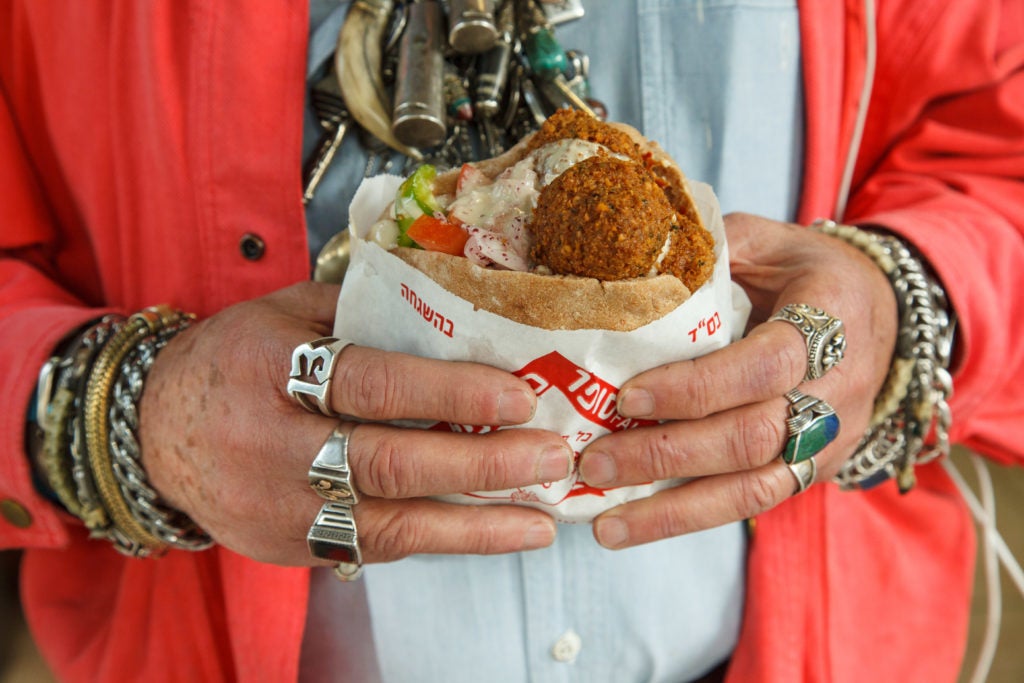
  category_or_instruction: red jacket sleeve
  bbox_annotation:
[845,1,1024,465]
[0,82,110,549]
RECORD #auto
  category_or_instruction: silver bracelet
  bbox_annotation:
[811,219,956,493]
[107,319,214,556]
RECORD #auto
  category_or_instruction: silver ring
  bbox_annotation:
[782,388,840,465]
[784,457,817,495]
[309,423,359,504]
[287,337,353,416]
[307,501,364,581]
[769,304,846,380]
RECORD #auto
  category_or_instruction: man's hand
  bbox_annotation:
[578,213,898,548]
[139,282,573,566]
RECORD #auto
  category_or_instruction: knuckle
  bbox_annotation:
[644,432,689,481]
[361,434,414,499]
[463,514,505,554]
[363,508,420,561]
[733,472,784,518]
[759,334,806,390]
[337,355,402,418]
[649,500,690,540]
[687,361,718,418]
[475,441,519,490]
[437,381,485,419]
[729,410,786,470]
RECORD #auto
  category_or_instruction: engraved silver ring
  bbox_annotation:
[307,501,364,581]
[287,337,354,416]
[769,304,846,381]
[308,423,360,504]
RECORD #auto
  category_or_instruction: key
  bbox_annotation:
[303,70,352,204]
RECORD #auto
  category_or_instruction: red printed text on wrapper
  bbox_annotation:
[400,283,454,338]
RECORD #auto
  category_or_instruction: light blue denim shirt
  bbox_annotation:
[301,2,803,681]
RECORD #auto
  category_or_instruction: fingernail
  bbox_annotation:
[580,451,616,487]
[537,444,573,482]
[523,520,556,549]
[595,516,629,549]
[618,388,654,417]
[498,389,535,423]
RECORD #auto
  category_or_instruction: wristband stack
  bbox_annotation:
[33,305,213,557]
[811,220,956,493]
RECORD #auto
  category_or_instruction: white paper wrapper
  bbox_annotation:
[334,174,751,522]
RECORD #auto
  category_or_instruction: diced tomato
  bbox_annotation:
[406,214,470,256]
[456,163,492,194]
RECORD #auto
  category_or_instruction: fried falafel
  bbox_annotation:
[529,156,675,281]
[657,214,717,292]
[526,109,644,165]
[524,110,716,290]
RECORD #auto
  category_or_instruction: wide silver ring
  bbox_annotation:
[307,501,364,581]
[309,423,359,504]
[287,337,353,416]
[769,304,846,380]
[782,388,840,466]
[784,457,817,495]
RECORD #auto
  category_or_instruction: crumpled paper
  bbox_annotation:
[334,175,751,522]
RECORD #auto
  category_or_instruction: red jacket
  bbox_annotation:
[2,1,1022,681]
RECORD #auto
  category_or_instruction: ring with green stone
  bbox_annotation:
[782,388,840,465]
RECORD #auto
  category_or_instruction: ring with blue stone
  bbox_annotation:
[782,388,840,466]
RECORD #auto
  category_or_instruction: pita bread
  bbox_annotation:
[394,120,706,331]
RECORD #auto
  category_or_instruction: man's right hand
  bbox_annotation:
[138,282,571,566]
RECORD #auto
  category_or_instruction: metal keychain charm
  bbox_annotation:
[392,0,447,149]
[448,0,498,54]
[540,0,585,26]
[473,0,515,118]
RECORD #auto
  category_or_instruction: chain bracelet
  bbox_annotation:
[80,307,206,556]
[108,320,213,555]
[811,220,956,492]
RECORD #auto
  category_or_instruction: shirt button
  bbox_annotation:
[239,233,266,260]
[1,499,33,528]
[551,629,582,664]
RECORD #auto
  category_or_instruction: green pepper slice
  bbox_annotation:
[395,164,441,248]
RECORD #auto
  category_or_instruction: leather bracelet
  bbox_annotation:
[811,220,956,492]
[34,316,125,518]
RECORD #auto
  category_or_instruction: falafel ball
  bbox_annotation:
[528,110,700,223]
[526,109,643,165]
[529,156,674,280]
[657,214,716,292]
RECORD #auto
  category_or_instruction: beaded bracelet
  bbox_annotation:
[811,220,956,493]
